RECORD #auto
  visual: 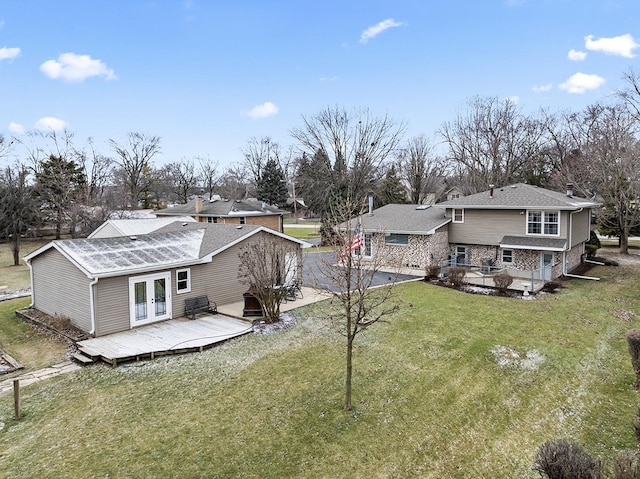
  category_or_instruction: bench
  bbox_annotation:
[184,295,217,320]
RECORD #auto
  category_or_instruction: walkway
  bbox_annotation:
[0,361,81,398]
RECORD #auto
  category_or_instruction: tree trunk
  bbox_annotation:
[344,332,354,411]
[620,226,630,254]
[12,234,20,266]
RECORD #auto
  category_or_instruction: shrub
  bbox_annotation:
[627,330,640,389]
[614,450,640,479]
[425,264,440,279]
[493,272,513,293]
[532,439,602,479]
[585,230,601,259]
[542,280,563,293]
[447,267,467,287]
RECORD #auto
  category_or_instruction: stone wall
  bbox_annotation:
[565,244,585,273]
[370,231,449,270]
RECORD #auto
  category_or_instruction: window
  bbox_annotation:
[206,217,218,223]
[240,217,246,225]
[176,268,191,294]
[452,208,464,223]
[527,210,559,236]
[501,249,513,264]
[385,233,409,245]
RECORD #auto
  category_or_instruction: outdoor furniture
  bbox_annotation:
[184,295,217,320]
[242,287,264,317]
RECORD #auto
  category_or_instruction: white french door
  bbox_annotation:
[129,272,172,327]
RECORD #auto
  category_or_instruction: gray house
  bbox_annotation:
[437,183,599,280]
[25,223,305,337]
[347,184,599,281]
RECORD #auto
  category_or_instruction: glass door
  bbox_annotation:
[129,272,172,327]
[540,252,554,281]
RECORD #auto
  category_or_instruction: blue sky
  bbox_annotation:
[1,0,639,168]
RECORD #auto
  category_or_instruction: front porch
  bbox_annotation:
[76,314,252,366]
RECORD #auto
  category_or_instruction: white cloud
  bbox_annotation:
[0,47,21,61]
[0,19,5,29]
[584,34,639,58]
[40,52,117,82]
[506,95,519,104]
[319,76,338,82]
[568,49,587,61]
[559,73,605,94]
[34,117,69,132]
[245,102,279,119]
[8,122,26,134]
[532,83,553,93]
[360,18,404,44]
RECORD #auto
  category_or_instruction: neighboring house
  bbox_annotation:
[25,222,305,337]
[155,197,285,232]
[89,216,197,239]
[345,204,451,269]
[438,183,599,280]
[346,183,599,281]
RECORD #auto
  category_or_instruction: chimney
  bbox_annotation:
[489,184,494,198]
[566,184,574,197]
[368,193,374,216]
[195,196,203,214]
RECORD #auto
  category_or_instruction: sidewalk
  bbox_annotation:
[0,361,81,398]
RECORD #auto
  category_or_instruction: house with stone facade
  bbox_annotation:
[348,183,599,281]
[344,204,451,269]
[155,197,285,233]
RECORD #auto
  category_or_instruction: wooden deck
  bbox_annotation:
[76,315,253,366]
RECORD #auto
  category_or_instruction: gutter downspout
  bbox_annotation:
[89,277,98,336]
[25,259,34,308]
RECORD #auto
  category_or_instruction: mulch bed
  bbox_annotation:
[15,308,91,343]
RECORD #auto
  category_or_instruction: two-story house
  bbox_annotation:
[347,183,599,281]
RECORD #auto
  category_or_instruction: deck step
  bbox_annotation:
[71,352,96,365]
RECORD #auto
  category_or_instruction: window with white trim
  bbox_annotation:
[240,216,246,225]
[527,210,559,235]
[207,217,218,223]
[176,268,191,294]
[501,249,514,264]
[452,208,464,223]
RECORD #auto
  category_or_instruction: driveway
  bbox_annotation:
[302,251,422,293]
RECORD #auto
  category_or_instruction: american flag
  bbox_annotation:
[350,223,364,251]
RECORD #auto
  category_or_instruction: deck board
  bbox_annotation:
[77,315,252,364]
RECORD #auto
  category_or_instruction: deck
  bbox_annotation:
[76,315,253,366]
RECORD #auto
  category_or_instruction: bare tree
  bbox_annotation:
[165,159,197,203]
[396,135,449,204]
[291,106,405,205]
[109,132,161,208]
[237,235,301,323]
[439,96,545,192]
[218,165,251,200]
[198,156,220,199]
[313,199,401,411]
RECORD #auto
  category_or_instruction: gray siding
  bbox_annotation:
[448,208,570,245]
[94,276,130,337]
[90,223,120,239]
[31,248,92,332]
[570,208,591,247]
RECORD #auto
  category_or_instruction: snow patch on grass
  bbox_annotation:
[491,345,545,370]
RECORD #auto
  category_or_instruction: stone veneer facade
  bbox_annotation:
[368,229,449,270]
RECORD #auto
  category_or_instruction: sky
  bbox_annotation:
[1,0,640,169]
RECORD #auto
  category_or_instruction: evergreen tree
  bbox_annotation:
[256,158,288,206]
[377,164,408,206]
[0,165,39,265]
[35,155,87,239]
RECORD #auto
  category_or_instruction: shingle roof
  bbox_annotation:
[500,235,567,251]
[155,199,285,217]
[88,216,197,238]
[437,183,599,210]
[27,222,300,278]
[344,204,450,234]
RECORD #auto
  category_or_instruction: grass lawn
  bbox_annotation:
[1,256,639,477]
[0,239,50,291]
[284,225,321,241]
